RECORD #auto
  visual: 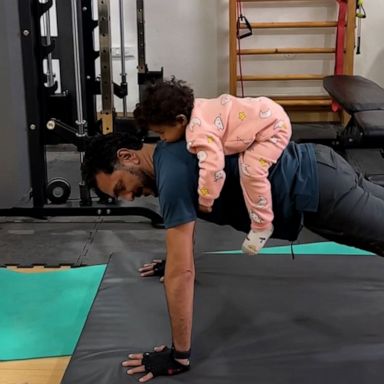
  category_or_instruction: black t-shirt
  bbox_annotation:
[153,140,319,241]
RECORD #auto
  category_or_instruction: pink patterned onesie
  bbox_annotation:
[186,95,292,231]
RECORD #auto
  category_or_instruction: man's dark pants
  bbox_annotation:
[304,144,384,256]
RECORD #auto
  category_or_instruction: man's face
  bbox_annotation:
[95,165,156,202]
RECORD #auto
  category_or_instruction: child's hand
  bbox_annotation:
[199,204,212,213]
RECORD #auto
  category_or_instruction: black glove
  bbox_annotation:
[153,259,166,277]
[142,346,190,377]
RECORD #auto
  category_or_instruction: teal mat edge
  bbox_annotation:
[207,241,374,255]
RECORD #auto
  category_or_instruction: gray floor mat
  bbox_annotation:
[62,250,384,384]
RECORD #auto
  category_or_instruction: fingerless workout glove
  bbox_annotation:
[153,260,166,277]
[142,346,190,377]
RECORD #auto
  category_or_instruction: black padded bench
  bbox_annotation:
[323,75,384,187]
[324,75,384,113]
[354,110,384,139]
[324,75,384,147]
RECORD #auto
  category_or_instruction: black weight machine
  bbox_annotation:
[0,0,163,226]
[322,75,384,187]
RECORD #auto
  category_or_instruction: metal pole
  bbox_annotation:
[98,0,114,134]
[70,0,87,162]
[119,0,127,116]
[19,0,48,206]
[136,0,146,74]
[43,0,55,87]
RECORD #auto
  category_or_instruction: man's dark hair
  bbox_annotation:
[81,132,143,190]
[134,77,194,131]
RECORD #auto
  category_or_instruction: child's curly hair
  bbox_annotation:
[134,77,194,130]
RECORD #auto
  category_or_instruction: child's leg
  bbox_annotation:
[239,148,274,254]
[239,147,274,230]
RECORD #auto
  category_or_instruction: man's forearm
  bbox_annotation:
[164,266,195,352]
[164,222,196,353]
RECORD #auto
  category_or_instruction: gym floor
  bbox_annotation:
[0,209,318,384]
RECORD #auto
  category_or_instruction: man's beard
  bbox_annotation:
[121,165,157,197]
[135,169,157,197]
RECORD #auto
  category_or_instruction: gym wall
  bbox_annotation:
[354,0,384,88]
[105,0,383,109]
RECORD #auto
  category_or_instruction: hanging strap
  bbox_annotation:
[236,15,252,39]
[356,0,367,55]
[236,0,252,39]
[332,0,348,112]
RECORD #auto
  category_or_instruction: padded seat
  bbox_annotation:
[323,75,384,113]
[354,110,384,137]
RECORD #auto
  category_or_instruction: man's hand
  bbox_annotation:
[122,345,190,382]
[138,259,166,282]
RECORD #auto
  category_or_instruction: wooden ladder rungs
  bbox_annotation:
[238,48,335,55]
[239,21,338,29]
[237,74,325,81]
[270,96,332,107]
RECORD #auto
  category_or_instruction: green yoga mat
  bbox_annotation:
[208,241,374,255]
[0,265,106,361]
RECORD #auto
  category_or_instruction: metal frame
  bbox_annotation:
[136,0,163,101]
[81,0,100,137]
[54,0,87,128]
[0,0,163,227]
[2,206,163,227]
[18,0,49,207]
[98,0,114,134]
